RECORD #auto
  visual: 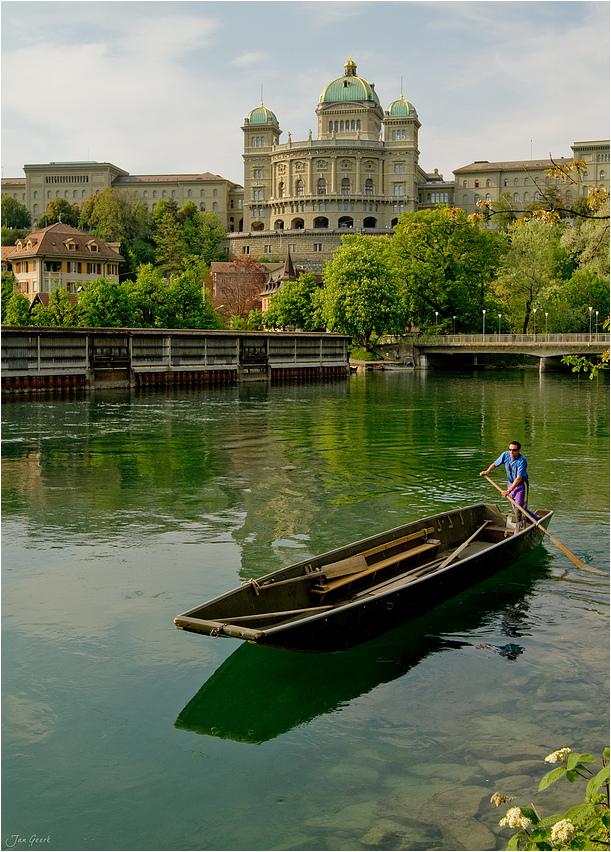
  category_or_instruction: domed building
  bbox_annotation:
[228,58,454,269]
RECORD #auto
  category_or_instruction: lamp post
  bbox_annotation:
[596,310,599,336]
[435,311,439,336]
[482,309,486,337]
[533,307,537,340]
[589,306,593,341]
[545,312,548,338]
[453,315,456,335]
[498,313,501,338]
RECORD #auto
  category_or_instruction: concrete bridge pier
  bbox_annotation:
[539,355,567,373]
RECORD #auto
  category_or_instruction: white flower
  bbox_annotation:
[550,819,574,845]
[545,747,571,764]
[499,807,532,830]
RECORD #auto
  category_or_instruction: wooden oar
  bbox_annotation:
[484,475,596,572]
[437,521,491,570]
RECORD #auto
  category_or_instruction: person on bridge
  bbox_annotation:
[480,441,529,532]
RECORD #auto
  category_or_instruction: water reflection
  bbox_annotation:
[175,555,550,743]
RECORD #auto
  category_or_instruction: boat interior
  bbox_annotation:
[175,504,551,639]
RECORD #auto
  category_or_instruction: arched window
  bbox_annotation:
[279,181,285,197]
[486,193,492,201]
[351,120,355,131]
[200,189,205,196]
[317,178,326,196]
[144,191,148,198]
[392,131,396,141]
[524,192,530,202]
[534,191,541,201]
[334,122,338,132]
[200,203,206,211]
[474,180,479,188]
[73,190,78,198]
[296,179,304,197]
[33,204,39,214]
[513,192,519,201]
[463,180,467,188]
[162,190,167,198]
[486,179,491,187]
[463,194,468,204]
[601,170,606,180]
[514,178,519,186]
[172,190,176,198]
[356,120,360,130]
[364,179,373,196]
[340,121,344,132]
[328,122,333,133]
[33,191,38,199]
[213,203,219,212]
[341,178,350,195]
[524,177,530,185]
[153,190,157,198]
[187,190,192,197]
[313,216,328,228]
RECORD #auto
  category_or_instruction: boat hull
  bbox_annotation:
[175,503,552,652]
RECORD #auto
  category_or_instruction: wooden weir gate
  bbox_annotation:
[1,328,350,392]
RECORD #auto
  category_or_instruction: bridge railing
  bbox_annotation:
[415,333,610,346]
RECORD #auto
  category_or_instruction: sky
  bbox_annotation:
[2,1,609,187]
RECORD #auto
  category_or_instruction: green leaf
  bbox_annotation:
[565,802,592,823]
[586,766,610,799]
[521,807,540,825]
[568,752,596,770]
[567,770,580,782]
[537,813,565,828]
[539,766,567,791]
[506,833,521,850]
[603,748,610,761]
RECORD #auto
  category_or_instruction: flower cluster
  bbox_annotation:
[499,807,533,830]
[550,819,575,845]
[545,747,571,764]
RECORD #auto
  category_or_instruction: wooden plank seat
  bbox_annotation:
[311,537,441,595]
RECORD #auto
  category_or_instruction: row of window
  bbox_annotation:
[464,171,606,189]
[273,178,381,199]
[328,120,362,133]
[13,261,118,275]
[45,175,89,183]
[250,136,266,147]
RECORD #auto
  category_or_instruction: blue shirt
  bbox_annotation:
[495,451,528,484]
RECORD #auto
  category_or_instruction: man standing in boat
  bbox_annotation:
[480,442,529,531]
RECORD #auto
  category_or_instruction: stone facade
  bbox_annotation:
[454,140,610,215]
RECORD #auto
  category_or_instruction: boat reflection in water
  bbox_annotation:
[175,554,551,743]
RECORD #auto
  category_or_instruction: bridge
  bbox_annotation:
[378,333,610,372]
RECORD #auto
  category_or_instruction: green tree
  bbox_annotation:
[126,264,168,327]
[152,199,185,277]
[560,200,610,279]
[1,226,30,246]
[321,234,404,349]
[1,195,31,229]
[264,273,322,330]
[1,272,16,320]
[77,277,134,328]
[79,189,154,277]
[30,288,77,327]
[39,198,80,228]
[3,292,32,325]
[198,211,227,263]
[493,219,572,333]
[163,260,221,329]
[391,206,507,332]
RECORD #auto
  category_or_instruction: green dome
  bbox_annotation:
[319,59,381,106]
[386,96,418,117]
[247,105,278,125]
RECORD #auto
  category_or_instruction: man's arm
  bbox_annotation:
[502,475,522,497]
[479,462,497,477]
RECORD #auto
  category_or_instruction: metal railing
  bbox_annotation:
[414,333,610,346]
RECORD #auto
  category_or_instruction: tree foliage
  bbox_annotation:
[321,234,404,349]
[264,273,322,330]
[391,207,507,332]
[38,198,80,228]
[1,194,31,229]
[30,288,77,327]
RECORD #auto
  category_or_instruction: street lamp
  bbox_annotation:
[545,312,548,338]
[596,310,599,336]
[589,306,593,341]
[435,311,439,336]
[533,307,537,339]
[482,309,486,336]
[498,313,501,337]
[453,315,456,335]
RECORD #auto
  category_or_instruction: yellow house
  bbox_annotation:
[5,222,124,303]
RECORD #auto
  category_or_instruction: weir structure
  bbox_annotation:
[1,328,350,393]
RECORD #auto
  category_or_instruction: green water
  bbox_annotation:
[2,370,609,852]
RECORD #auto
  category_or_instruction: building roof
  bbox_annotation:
[112,172,229,183]
[454,157,573,174]
[1,178,25,187]
[385,95,418,118]
[319,58,381,106]
[246,105,279,126]
[8,222,124,262]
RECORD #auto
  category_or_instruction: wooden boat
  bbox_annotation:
[174,502,552,652]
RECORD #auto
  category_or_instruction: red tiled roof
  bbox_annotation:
[454,158,572,173]
[8,223,124,262]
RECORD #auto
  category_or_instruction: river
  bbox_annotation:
[2,369,609,851]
